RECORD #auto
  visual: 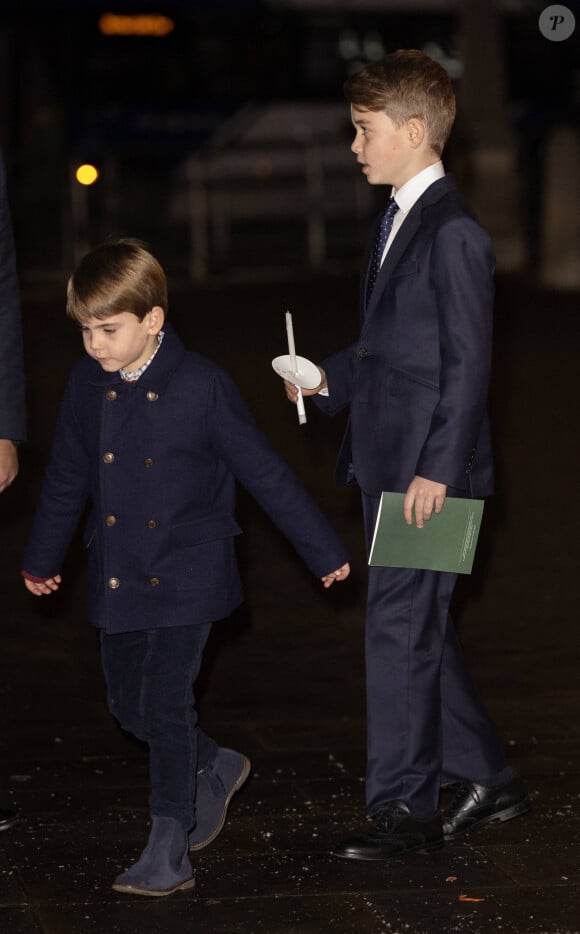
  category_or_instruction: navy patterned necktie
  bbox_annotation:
[366,197,399,304]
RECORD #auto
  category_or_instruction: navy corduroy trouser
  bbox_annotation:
[100,623,217,831]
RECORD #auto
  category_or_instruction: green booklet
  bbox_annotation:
[369,492,484,575]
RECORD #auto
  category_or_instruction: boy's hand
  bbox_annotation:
[321,562,350,588]
[284,367,327,403]
[24,575,62,596]
[404,476,447,529]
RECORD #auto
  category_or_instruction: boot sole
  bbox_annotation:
[332,839,445,861]
[189,756,251,852]
[112,876,196,897]
[444,799,530,841]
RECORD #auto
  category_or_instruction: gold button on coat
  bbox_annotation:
[146,391,159,402]
[103,452,115,463]
[147,519,157,528]
[144,458,154,468]
[105,515,117,527]
[149,577,160,587]
[105,390,117,401]
[108,577,120,589]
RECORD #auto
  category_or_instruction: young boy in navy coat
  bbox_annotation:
[23,239,350,896]
[283,50,528,860]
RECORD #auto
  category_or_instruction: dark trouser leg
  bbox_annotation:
[100,623,215,831]
[362,493,510,819]
[439,620,512,788]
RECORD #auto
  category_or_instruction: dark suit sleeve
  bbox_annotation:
[415,215,494,488]
[312,341,359,416]
[22,376,90,577]
[0,149,26,441]
[207,370,350,578]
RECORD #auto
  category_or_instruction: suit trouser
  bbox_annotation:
[362,493,512,819]
[100,623,217,831]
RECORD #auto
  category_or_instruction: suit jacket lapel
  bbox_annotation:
[365,209,422,317]
[363,174,456,321]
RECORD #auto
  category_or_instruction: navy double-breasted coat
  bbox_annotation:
[23,324,349,634]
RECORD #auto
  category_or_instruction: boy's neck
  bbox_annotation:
[395,153,441,191]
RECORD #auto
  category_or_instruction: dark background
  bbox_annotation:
[1,0,579,278]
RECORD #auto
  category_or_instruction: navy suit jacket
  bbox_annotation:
[0,148,26,442]
[23,324,349,634]
[316,174,494,499]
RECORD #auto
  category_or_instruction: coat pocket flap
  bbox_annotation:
[172,515,242,546]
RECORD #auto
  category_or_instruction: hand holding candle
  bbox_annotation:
[272,312,322,421]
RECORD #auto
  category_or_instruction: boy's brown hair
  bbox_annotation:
[344,49,456,156]
[66,238,168,323]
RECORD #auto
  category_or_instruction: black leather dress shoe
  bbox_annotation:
[443,776,529,840]
[333,801,444,861]
[0,808,19,832]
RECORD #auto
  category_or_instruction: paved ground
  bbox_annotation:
[1,271,579,933]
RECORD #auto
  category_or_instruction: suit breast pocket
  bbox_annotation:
[391,259,419,279]
[171,515,242,591]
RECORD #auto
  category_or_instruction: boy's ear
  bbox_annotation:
[407,118,427,150]
[147,305,165,334]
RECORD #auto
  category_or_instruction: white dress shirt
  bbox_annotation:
[381,160,445,265]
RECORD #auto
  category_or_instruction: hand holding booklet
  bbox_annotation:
[369,492,484,575]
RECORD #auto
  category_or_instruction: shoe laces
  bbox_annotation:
[446,782,472,815]
[373,801,409,831]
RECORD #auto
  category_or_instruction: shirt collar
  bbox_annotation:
[392,161,445,216]
[119,330,165,382]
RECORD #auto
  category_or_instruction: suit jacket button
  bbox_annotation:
[108,577,120,589]
[105,515,117,527]
[357,347,369,358]
[106,390,117,401]
[149,577,160,587]
[146,391,159,402]
[144,458,154,468]
[103,452,115,464]
[147,519,157,528]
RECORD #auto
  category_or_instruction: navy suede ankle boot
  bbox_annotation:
[189,747,251,851]
[113,815,195,897]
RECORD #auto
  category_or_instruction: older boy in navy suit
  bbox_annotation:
[23,239,350,895]
[283,51,528,859]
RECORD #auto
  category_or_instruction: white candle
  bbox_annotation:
[285,311,297,373]
[285,310,306,425]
